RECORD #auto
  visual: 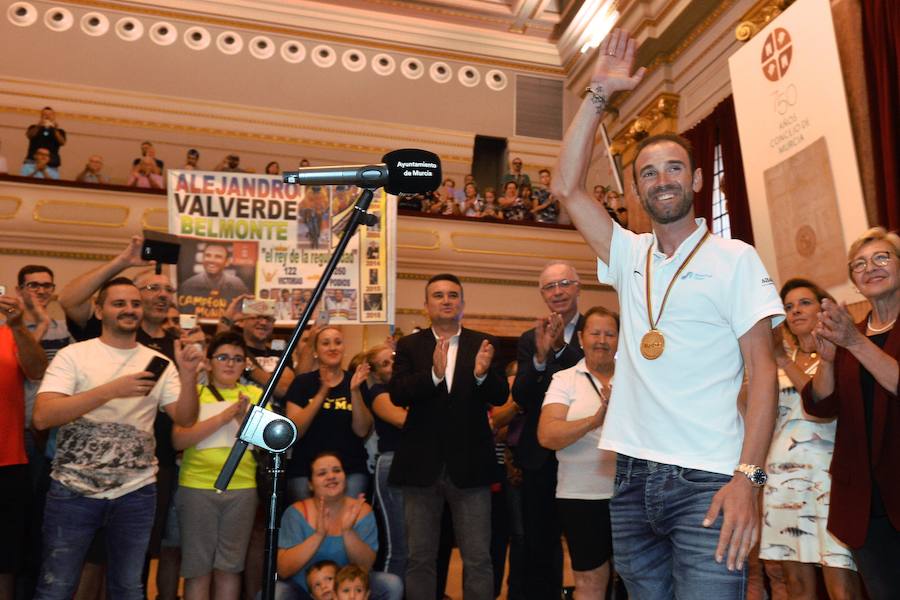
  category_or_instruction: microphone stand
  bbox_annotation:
[215,186,379,600]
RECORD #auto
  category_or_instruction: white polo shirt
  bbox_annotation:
[597,220,784,475]
[542,358,616,499]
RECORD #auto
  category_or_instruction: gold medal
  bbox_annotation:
[640,329,665,360]
[641,230,710,360]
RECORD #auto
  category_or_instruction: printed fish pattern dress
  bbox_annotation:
[759,354,856,569]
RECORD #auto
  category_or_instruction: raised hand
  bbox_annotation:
[474,339,495,378]
[0,295,25,327]
[433,337,449,379]
[591,28,647,95]
[115,235,151,269]
[174,339,204,376]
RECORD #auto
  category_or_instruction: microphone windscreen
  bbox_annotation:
[382,149,442,195]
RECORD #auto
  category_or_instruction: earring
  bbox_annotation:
[313,354,318,359]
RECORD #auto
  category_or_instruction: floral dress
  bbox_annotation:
[759,351,856,570]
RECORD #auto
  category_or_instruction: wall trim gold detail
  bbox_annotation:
[141,208,169,233]
[61,0,564,75]
[32,200,130,228]
[397,227,441,251]
[0,196,23,220]
[736,0,795,42]
[449,231,591,261]
[0,247,116,262]
[610,93,681,159]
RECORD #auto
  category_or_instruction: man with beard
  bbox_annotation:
[511,262,584,599]
[32,277,202,600]
[58,237,193,600]
[180,243,249,303]
[553,29,784,598]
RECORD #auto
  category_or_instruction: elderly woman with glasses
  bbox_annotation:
[802,227,900,600]
[173,332,261,600]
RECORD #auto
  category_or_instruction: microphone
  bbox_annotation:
[283,149,441,195]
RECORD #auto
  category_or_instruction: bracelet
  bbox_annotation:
[584,85,608,114]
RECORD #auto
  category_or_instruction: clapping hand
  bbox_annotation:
[815,299,863,350]
[474,339,495,378]
[433,337,449,380]
[341,494,366,533]
[350,362,370,390]
[534,313,564,363]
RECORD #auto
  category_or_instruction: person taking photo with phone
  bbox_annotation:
[31,277,202,600]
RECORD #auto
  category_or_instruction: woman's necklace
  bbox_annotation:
[867,315,897,334]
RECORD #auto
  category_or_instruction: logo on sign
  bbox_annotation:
[761,28,792,82]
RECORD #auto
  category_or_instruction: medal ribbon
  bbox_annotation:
[644,229,710,333]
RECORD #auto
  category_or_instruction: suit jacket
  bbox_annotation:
[511,315,584,470]
[388,327,509,488]
[801,318,900,548]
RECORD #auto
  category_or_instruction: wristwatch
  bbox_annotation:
[735,464,767,487]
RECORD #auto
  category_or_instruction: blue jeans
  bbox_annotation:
[611,455,746,600]
[374,452,407,579]
[34,480,156,600]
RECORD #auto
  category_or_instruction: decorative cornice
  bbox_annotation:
[735,0,795,42]
[0,246,116,262]
[396,307,536,322]
[59,0,564,74]
[610,93,680,158]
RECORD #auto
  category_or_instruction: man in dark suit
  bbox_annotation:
[512,262,584,599]
[389,273,509,600]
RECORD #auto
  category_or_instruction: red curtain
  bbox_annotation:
[681,96,755,244]
[861,0,900,231]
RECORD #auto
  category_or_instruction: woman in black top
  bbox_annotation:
[285,326,373,501]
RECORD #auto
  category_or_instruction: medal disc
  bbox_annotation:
[640,329,665,360]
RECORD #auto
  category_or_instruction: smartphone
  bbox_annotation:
[143,356,170,384]
[242,298,276,316]
[179,314,198,330]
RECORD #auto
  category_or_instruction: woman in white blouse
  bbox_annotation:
[538,306,618,599]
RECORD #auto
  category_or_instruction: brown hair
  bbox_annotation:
[335,565,369,591]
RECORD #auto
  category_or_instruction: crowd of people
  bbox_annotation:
[0,108,310,187]
[1,107,632,231]
[1,28,898,600]
[396,167,630,229]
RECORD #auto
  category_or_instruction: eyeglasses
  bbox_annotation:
[141,283,177,295]
[22,282,55,291]
[849,251,894,273]
[541,279,579,292]
[212,354,246,364]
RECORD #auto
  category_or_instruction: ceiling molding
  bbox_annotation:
[56,0,565,72]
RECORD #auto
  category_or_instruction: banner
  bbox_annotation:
[728,0,867,301]
[167,170,394,325]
